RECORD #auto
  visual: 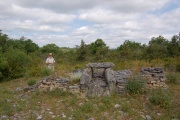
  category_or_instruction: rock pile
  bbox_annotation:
[23,76,80,94]
[140,67,168,89]
[38,76,69,91]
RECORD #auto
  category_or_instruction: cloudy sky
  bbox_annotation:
[0,0,180,48]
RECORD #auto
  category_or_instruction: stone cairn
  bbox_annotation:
[24,76,80,94]
[140,67,168,89]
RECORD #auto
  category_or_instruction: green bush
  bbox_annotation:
[127,76,145,94]
[0,54,8,81]
[149,88,172,108]
[41,68,51,76]
[166,73,178,84]
[4,49,32,79]
[176,62,180,72]
[27,79,36,86]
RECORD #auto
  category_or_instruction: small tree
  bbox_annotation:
[76,40,89,61]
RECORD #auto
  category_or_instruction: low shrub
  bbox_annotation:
[166,73,179,84]
[127,76,145,94]
[149,88,172,108]
[41,68,51,76]
[27,79,36,86]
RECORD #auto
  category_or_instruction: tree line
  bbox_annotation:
[0,30,180,81]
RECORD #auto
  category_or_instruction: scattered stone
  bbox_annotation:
[140,114,146,119]
[146,115,152,120]
[36,115,42,120]
[62,113,66,118]
[15,87,23,92]
[78,102,83,106]
[114,104,121,108]
[87,117,95,120]
[1,115,9,119]
[49,112,53,115]
[157,113,162,116]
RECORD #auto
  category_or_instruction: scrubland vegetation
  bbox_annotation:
[0,30,180,119]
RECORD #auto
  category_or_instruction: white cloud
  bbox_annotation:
[0,0,179,48]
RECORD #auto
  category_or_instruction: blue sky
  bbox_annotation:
[0,0,180,48]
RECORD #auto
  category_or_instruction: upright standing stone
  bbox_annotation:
[105,68,116,94]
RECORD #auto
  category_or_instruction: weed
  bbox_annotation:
[69,98,77,106]
[45,89,73,98]
[149,88,172,108]
[41,68,51,76]
[73,102,93,119]
[127,76,145,94]
[101,96,112,108]
[166,73,179,84]
[27,79,36,86]
[122,103,132,113]
[80,102,94,112]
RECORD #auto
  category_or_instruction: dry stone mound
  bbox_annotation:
[140,67,168,89]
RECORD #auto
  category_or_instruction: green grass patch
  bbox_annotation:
[27,79,36,86]
[127,76,145,94]
[166,73,179,84]
[149,88,172,108]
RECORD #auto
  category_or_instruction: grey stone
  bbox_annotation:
[146,115,152,120]
[62,113,66,118]
[80,71,92,86]
[37,115,42,120]
[157,113,162,116]
[114,104,121,108]
[49,112,53,115]
[15,87,23,92]
[86,62,114,68]
[87,117,95,120]
[105,68,116,94]
[1,115,9,119]
[87,82,104,97]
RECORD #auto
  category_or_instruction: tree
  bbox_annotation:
[0,52,8,81]
[40,43,59,54]
[167,33,180,57]
[147,36,169,59]
[0,30,9,53]
[76,40,89,61]
[89,39,107,54]
[117,40,144,60]
[24,39,39,54]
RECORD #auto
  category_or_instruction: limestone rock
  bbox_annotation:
[105,68,116,94]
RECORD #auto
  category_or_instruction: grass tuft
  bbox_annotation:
[149,88,172,108]
[27,79,36,86]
